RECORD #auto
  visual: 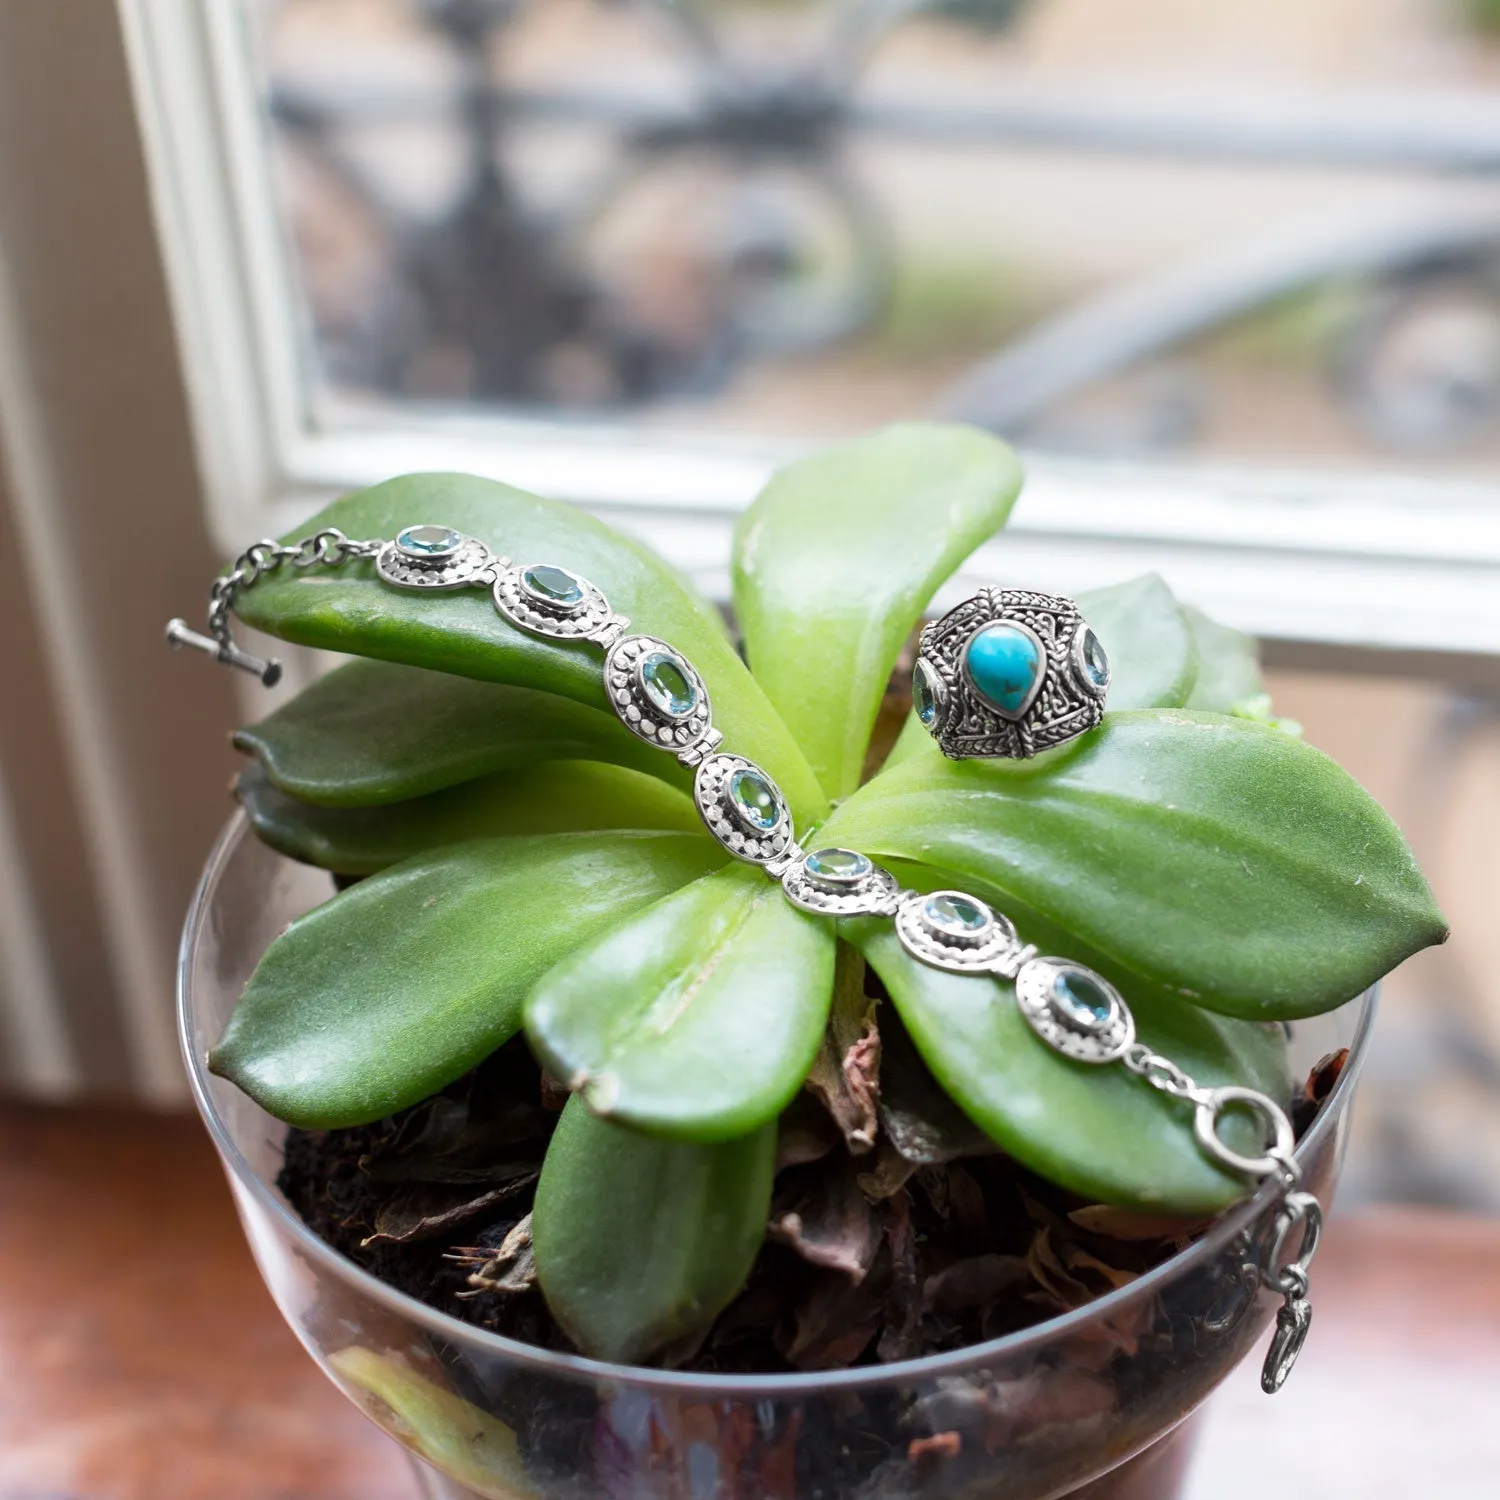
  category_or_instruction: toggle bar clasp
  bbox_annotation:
[165,619,282,687]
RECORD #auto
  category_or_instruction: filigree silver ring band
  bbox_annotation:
[912,587,1110,760]
[166,522,1316,1394]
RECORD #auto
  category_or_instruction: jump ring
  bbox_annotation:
[1193,1086,1296,1179]
[313,528,351,565]
[1264,1190,1322,1296]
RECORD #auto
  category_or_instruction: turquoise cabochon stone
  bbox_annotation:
[964,623,1044,718]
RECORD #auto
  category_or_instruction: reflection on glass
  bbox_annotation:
[245,0,1500,467]
[184,815,1372,1500]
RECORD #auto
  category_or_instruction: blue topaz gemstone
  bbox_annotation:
[639,651,697,718]
[522,564,585,608]
[964,623,1044,719]
[729,767,782,831]
[805,847,873,888]
[1079,627,1110,692]
[922,891,991,938]
[912,659,945,728]
[396,524,462,559]
[1051,966,1115,1030]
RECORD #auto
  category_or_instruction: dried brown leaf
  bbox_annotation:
[1025,1227,1093,1312]
[1066,1204,1208,1243]
[878,1007,996,1166]
[922,1254,1030,1315]
[769,1160,881,1283]
[1060,1242,1140,1293]
[875,1191,923,1363]
[361,1174,536,1247]
[451,1213,536,1295]
[856,1139,919,1202]
[804,944,881,1155]
[778,1272,885,1371]
[775,1091,841,1172]
[907,1432,962,1463]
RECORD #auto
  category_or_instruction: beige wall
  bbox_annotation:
[0,0,240,1100]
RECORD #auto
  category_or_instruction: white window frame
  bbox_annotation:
[120,0,1500,676]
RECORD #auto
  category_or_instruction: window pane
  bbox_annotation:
[245,0,1500,474]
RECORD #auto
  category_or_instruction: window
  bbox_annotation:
[124,0,1500,661]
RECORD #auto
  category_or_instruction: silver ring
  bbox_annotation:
[913,588,1109,759]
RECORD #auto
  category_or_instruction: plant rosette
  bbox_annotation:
[174,424,1444,1500]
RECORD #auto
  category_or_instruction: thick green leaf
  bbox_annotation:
[1077,574,1196,711]
[1183,603,1264,712]
[532,1097,775,1362]
[328,1348,524,1499]
[825,709,1446,1018]
[233,472,826,821]
[853,924,1289,1214]
[526,864,834,1141]
[880,701,939,774]
[733,423,1022,799]
[236,761,701,875]
[210,832,725,1127]
[235,657,688,806]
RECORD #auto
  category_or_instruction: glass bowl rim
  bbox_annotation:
[179,810,1376,1397]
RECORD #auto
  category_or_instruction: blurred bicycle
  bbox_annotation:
[268,0,1027,407]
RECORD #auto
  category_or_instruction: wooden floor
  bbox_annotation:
[1,1104,1497,1500]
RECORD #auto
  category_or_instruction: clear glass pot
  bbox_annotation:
[180,813,1374,1500]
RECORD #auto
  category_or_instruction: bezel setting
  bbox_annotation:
[912,657,948,733]
[1073,625,1112,699]
[961,617,1048,722]
[894,889,1033,976]
[781,848,903,916]
[693,753,798,870]
[604,634,720,764]
[493,561,628,645]
[376,529,495,591]
[1014,957,1135,1063]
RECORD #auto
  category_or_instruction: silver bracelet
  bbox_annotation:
[168,522,1322,1393]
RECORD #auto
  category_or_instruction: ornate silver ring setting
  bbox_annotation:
[914,587,1110,759]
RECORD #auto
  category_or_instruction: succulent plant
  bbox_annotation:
[210,423,1445,1363]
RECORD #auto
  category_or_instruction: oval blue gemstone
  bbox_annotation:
[1051,967,1115,1030]
[640,652,697,718]
[729,768,781,831]
[805,847,872,887]
[397,524,462,558]
[965,623,1044,719]
[522,564,585,606]
[922,892,990,937]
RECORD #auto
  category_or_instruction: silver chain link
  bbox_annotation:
[167,528,382,686]
[1125,1042,1319,1392]
[1121,1042,1210,1103]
